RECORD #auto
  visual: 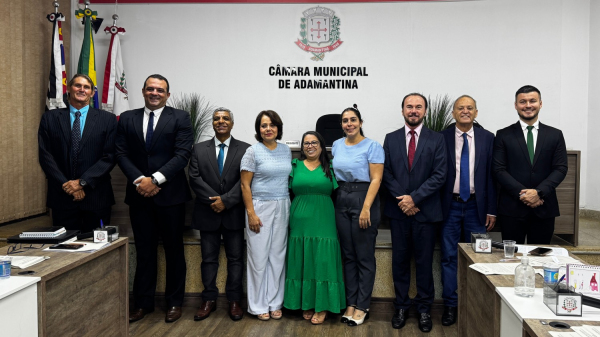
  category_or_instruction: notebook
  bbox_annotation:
[19,226,66,238]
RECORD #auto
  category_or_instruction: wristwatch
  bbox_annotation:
[151,177,159,186]
[79,179,87,187]
[536,189,544,198]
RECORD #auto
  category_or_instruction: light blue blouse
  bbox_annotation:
[332,137,384,182]
[241,142,292,200]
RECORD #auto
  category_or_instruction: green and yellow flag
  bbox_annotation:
[75,7,99,108]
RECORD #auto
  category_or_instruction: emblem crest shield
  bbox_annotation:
[307,16,330,44]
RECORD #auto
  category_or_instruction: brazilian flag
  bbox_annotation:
[75,7,99,108]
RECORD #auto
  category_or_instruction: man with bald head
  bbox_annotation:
[439,95,497,326]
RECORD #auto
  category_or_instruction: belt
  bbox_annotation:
[452,193,476,202]
[338,181,370,192]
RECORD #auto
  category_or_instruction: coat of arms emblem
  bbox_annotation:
[295,6,343,61]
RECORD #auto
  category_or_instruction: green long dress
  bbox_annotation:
[283,159,346,313]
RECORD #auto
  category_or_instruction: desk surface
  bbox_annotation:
[524,319,600,337]
[0,275,40,299]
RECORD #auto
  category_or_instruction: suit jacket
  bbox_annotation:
[493,121,568,218]
[188,137,250,231]
[383,126,447,222]
[38,107,117,211]
[115,106,193,207]
[440,126,497,225]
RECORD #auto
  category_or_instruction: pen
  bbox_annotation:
[100,219,104,229]
[553,274,566,291]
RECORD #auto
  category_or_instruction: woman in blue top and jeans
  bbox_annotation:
[332,105,384,327]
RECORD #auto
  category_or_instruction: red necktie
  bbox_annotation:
[408,130,416,171]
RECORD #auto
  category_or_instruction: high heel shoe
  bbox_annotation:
[347,310,370,327]
[311,312,328,325]
[340,306,355,323]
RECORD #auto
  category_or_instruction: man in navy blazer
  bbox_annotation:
[188,108,250,322]
[38,74,117,232]
[439,95,497,326]
[383,93,447,333]
[493,85,568,244]
[116,74,193,323]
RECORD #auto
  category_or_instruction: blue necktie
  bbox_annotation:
[460,133,470,202]
[145,111,154,152]
[71,111,82,177]
[218,143,226,175]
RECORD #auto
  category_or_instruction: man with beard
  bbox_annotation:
[493,85,568,244]
[383,93,447,333]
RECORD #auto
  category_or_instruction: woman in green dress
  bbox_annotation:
[283,131,345,325]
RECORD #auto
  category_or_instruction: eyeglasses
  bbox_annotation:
[303,141,319,148]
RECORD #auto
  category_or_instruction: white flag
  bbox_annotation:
[101,26,129,117]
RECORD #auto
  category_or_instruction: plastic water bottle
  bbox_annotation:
[514,252,535,297]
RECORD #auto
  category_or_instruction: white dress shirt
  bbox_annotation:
[453,126,475,194]
[214,136,231,165]
[404,123,424,154]
[134,106,166,186]
[519,119,539,151]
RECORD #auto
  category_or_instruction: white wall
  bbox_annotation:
[587,0,600,211]
[70,0,595,209]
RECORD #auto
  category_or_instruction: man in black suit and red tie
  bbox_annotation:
[493,85,568,244]
[38,74,117,233]
[116,74,193,323]
[188,108,250,322]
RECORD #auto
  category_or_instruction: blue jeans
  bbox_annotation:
[441,198,485,307]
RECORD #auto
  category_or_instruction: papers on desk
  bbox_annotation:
[551,325,600,337]
[470,263,520,275]
[43,241,110,253]
[517,245,569,257]
[0,255,49,269]
[526,255,582,268]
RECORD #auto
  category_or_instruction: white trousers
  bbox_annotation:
[245,198,290,315]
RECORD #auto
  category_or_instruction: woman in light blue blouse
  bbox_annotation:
[240,110,292,321]
[332,105,384,326]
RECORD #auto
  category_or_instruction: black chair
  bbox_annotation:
[316,114,344,147]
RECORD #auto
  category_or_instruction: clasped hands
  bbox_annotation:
[134,177,161,197]
[397,195,420,216]
[520,189,544,208]
[209,196,225,213]
[63,180,85,201]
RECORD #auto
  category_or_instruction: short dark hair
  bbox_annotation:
[68,74,94,88]
[254,110,283,142]
[340,104,365,137]
[515,85,541,100]
[300,131,332,181]
[143,74,170,93]
[401,93,428,110]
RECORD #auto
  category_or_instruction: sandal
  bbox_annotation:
[270,309,283,320]
[311,311,328,325]
[257,313,270,321]
[303,310,315,320]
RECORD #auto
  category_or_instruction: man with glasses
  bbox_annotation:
[188,108,250,322]
[116,74,193,323]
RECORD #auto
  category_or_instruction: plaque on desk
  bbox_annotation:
[7,230,80,244]
[471,233,492,254]
[543,284,583,317]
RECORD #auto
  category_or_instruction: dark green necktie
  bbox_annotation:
[526,125,534,164]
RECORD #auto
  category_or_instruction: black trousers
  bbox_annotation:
[200,225,244,302]
[52,206,111,233]
[390,217,437,313]
[499,213,555,244]
[130,201,187,310]
[335,183,379,311]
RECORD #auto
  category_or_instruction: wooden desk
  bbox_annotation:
[523,319,600,337]
[2,238,129,337]
[456,243,584,337]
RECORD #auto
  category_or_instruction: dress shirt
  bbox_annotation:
[404,123,424,154]
[69,104,89,137]
[519,119,539,152]
[452,126,475,194]
[214,136,231,164]
[134,106,166,186]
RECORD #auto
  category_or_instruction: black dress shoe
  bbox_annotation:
[441,306,457,326]
[418,312,433,333]
[391,309,408,329]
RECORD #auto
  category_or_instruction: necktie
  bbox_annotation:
[526,125,534,164]
[146,111,154,152]
[71,111,82,177]
[460,133,470,202]
[218,143,226,175]
[408,130,416,171]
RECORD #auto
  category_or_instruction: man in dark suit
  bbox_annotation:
[38,74,117,232]
[439,95,497,326]
[116,74,193,323]
[188,108,250,322]
[493,85,568,244]
[383,93,447,333]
